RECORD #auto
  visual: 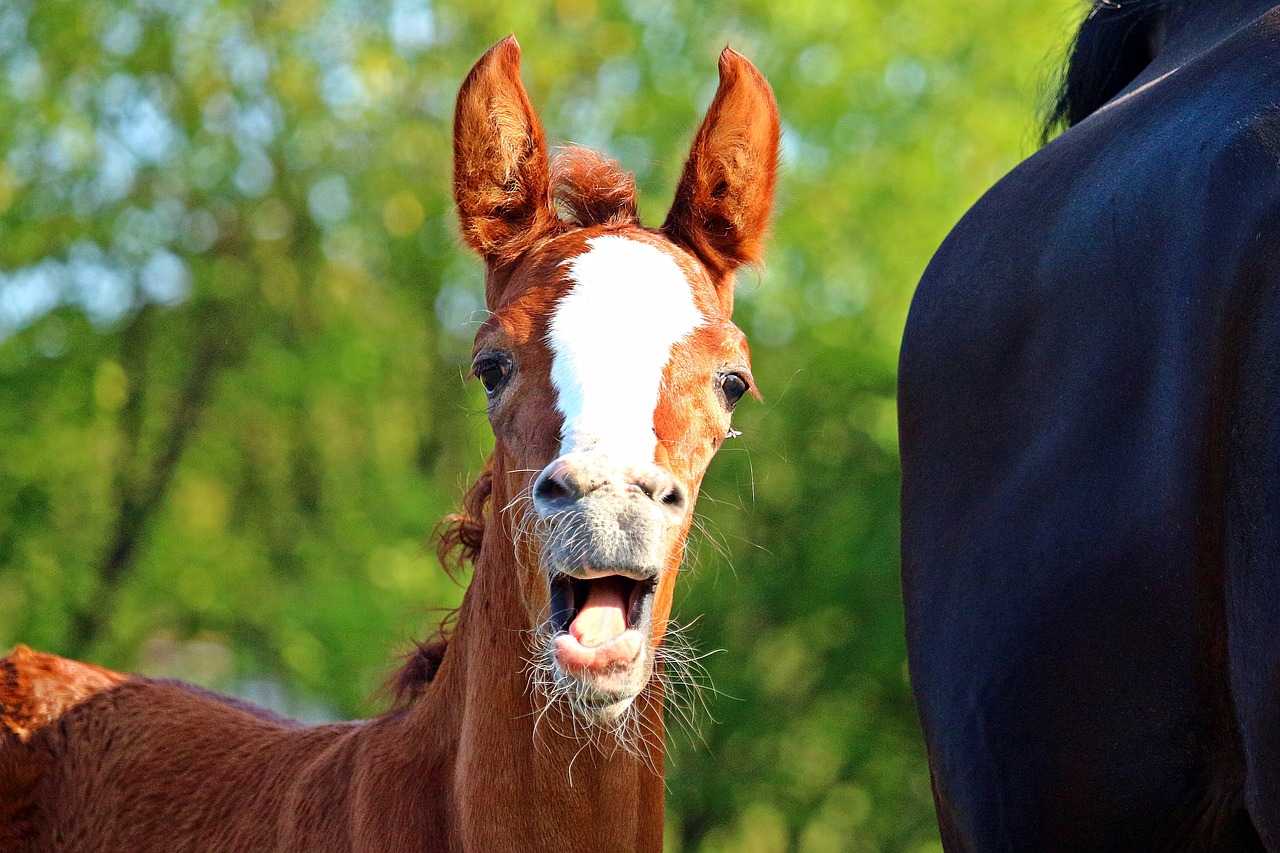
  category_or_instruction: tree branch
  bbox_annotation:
[66,320,226,656]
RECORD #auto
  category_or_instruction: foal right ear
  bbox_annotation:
[663,48,780,294]
[453,36,558,277]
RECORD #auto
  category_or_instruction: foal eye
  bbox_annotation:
[720,372,750,409]
[473,356,511,396]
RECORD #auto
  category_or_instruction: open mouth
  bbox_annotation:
[548,573,657,678]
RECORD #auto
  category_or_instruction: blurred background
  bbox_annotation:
[0,0,1082,849]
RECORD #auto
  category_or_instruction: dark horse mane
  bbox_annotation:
[391,147,641,705]
[1043,0,1166,141]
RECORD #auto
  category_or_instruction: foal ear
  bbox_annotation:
[663,48,781,291]
[453,36,558,275]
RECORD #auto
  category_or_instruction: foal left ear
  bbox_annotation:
[453,36,558,281]
[663,48,780,301]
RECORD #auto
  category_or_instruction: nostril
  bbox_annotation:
[636,471,687,515]
[533,470,574,506]
[660,484,687,512]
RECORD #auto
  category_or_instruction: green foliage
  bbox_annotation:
[0,0,1079,847]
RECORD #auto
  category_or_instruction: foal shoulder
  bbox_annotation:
[1,644,126,743]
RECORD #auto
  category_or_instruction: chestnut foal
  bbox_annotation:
[0,37,779,852]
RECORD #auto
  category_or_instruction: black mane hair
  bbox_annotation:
[1042,0,1167,142]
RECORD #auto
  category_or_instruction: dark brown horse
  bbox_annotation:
[0,37,779,852]
[900,1,1280,848]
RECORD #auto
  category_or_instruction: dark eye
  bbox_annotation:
[721,372,749,409]
[473,356,511,396]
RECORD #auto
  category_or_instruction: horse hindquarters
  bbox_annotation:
[1222,250,1280,849]
[904,560,1255,851]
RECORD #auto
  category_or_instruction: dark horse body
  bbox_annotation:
[900,1,1280,848]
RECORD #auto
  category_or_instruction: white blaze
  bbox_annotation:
[548,235,705,459]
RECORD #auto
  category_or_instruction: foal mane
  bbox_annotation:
[436,464,494,577]
[389,467,494,707]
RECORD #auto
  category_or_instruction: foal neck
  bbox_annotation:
[403,449,666,851]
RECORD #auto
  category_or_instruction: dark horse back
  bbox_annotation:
[900,5,1280,850]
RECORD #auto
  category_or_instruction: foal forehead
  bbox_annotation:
[488,228,732,344]
[554,233,704,333]
[477,230,748,460]
[543,234,710,455]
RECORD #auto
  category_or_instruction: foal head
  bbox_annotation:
[452,37,778,724]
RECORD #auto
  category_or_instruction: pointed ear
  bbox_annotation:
[663,48,781,290]
[453,36,558,274]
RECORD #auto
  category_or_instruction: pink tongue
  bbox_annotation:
[569,577,630,648]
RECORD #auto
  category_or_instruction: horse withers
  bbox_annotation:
[0,37,780,852]
[900,1,1280,849]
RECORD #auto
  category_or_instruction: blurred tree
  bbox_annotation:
[0,0,1078,848]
